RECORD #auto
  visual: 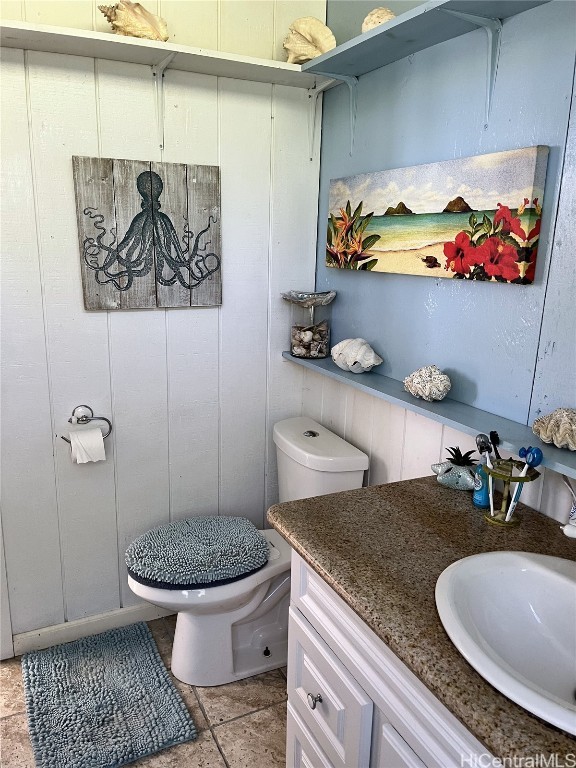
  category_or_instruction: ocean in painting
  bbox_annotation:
[363,209,537,253]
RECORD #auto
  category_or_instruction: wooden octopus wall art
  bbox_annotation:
[72,156,221,309]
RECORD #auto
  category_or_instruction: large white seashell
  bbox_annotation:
[532,407,576,451]
[331,338,383,374]
[283,17,336,65]
[362,7,396,33]
[98,1,169,41]
[403,365,451,402]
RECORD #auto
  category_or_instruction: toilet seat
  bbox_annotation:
[126,515,270,590]
[128,531,291,612]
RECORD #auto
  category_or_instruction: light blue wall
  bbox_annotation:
[317,0,576,424]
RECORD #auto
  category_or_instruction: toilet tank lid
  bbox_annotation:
[273,417,368,472]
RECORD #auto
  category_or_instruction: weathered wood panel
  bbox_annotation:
[74,156,221,309]
[73,155,120,310]
[187,164,222,307]
[153,160,190,308]
[111,158,157,309]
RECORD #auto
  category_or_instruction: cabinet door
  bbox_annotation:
[288,607,373,768]
[287,702,334,768]
[372,721,426,768]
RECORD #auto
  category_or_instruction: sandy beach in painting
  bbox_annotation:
[365,243,449,278]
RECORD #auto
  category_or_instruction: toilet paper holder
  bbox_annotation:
[60,405,113,444]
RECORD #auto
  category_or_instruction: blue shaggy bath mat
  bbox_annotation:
[21,622,197,768]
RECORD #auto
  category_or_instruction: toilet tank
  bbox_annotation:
[273,417,369,502]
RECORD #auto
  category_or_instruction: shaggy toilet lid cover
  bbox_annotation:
[126,516,270,589]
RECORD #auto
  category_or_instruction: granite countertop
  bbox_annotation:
[267,476,576,758]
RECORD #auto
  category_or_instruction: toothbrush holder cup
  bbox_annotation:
[483,459,540,527]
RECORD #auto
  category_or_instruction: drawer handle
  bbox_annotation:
[307,693,323,710]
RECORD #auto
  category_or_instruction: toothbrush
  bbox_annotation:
[489,430,502,460]
[475,434,494,515]
[505,447,543,522]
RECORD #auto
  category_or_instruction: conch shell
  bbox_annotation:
[331,338,383,374]
[403,365,451,402]
[532,407,576,451]
[98,1,169,42]
[362,8,396,33]
[283,17,336,65]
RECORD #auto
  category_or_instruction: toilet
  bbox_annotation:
[127,416,368,686]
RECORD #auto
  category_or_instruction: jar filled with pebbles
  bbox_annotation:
[281,290,336,360]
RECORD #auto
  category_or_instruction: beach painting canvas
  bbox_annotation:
[326,146,548,284]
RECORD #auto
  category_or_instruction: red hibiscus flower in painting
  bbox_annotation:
[494,203,526,240]
[482,237,521,282]
[443,232,483,276]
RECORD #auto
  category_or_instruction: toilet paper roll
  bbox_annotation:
[69,428,106,464]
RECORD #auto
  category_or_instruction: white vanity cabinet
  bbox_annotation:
[286,552,491,768]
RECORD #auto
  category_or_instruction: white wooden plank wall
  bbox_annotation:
[0,48,65,633]
[0,0,327,60]
[0,1,322,648]
[265,85,321,513]
[301,369,574,524]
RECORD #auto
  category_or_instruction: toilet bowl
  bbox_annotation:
[128,528,292,687]
[127,417,368,687]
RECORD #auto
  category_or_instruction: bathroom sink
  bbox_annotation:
[435,551,576,735]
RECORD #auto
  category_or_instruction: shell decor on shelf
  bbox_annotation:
[403,365,451,402]
[532,407,576,451]
[331,338,383,374]
[431,447,477,491]
[283,17,336,65]
[98,1,169,41]
[361,7,396,33]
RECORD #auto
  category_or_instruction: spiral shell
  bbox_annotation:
[403,365,451,402]
[98,1,168,42]
[283,17,336,65]
[362,8,396,33]
[331,338,383,374]
[532,408,576,451]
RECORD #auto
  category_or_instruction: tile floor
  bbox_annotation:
[0,617,288,768]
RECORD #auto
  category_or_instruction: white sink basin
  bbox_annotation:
[435,551,576,735]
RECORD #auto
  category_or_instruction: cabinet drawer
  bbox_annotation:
[288,606,373,768]
[287,702,334,768]
[373,722,426,768]
[291,552,491,767]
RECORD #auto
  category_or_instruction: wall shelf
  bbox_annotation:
[283,352,576,480]
[0,20,326,89]
[302,0,550,79]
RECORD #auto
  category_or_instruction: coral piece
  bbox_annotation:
[532,408,576,451]
[361,7,396,33]
[403,365,451,402]
[283,17,336,64]
[98,1,169,41]
[331,338,383,374]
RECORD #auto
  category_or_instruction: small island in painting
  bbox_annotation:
[326,146,548,284]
